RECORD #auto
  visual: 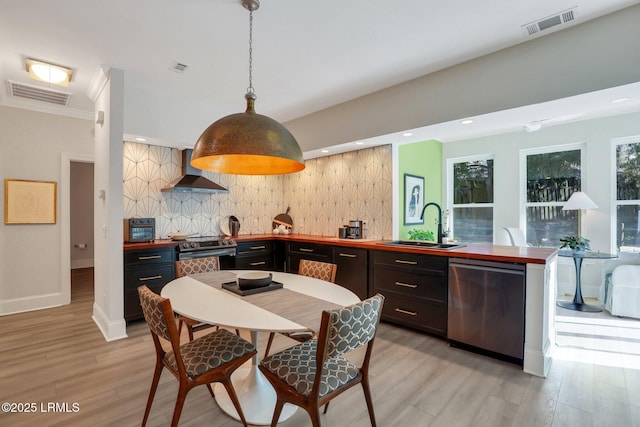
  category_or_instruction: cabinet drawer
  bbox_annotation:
[377,291,446,336]
[124,281,166,321]
[237,241,273,255]
[124,248,175,265]
[373,267,446,303]
[288,242,332,257]
[124,264,175,290]
[372,250,447,273]
[234,254,274,270]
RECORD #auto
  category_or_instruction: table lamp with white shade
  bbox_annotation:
[562,191,598,237]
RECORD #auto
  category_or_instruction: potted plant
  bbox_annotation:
[408,228,435,241]
[559,235,590,254]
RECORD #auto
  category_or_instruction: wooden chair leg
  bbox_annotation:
[235,328,240,336]
[206,383,215,399]
[270,399,285,427]
[220,378,249,427]
[187,325,194,341]
[141,360,164,427]
[170,382,190,427]
[264,332,276,358]
[323,401,330,414]
[361,379,377,427]
[308,406,322,427]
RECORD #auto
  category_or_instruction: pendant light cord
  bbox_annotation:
[247,9,254,96]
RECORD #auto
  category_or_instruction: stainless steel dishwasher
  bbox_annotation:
[448,258,526,360]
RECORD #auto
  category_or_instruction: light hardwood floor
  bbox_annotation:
[0,268,638,427]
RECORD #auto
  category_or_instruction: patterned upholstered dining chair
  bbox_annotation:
[137,285,256,427]
[263,259,338,357]
[175,256,239,340]
[259,294,385,427]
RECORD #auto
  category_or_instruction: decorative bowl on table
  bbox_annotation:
[237,272,272,290]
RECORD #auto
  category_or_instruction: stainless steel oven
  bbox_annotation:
[176,236,237,261]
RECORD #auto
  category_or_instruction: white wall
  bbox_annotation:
[442,111,640,298]
[0,106,93,314]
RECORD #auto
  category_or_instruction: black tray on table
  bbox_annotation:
[221,280,283,296]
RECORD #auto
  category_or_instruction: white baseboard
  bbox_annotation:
[0,292,69,316]
[92,303,127,342]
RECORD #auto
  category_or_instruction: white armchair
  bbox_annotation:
[605,264,640,319]
[503,227,529,247]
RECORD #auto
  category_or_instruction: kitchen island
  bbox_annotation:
[125,234,557,377]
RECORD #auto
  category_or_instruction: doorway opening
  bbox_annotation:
[70,161,94,304]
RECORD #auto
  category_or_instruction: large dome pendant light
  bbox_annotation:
[191,0,305,175]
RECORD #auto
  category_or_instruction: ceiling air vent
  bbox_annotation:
[522,7,578,36]
[7,80,72,106]
[171,62,189,73]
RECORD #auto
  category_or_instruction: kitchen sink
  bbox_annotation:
[377,240,466,250]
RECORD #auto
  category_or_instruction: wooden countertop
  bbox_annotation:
[123,240,178,250]
[124,234,557,265]
[234,234,557,265]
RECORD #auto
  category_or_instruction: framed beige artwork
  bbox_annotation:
[5,179,57,224]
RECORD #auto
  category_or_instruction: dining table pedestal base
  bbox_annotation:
[214,366,297,425]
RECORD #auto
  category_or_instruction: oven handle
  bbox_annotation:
[178,248,236,260]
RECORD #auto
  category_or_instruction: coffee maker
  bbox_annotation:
[347,220,363,239]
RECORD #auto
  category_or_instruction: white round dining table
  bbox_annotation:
[161,270,360,425]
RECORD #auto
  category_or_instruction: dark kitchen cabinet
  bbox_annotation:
[370,250,448,337]
[124,247,175,322]
[332,246,368,299]
[231,240,276,270]
[286,241,332,273]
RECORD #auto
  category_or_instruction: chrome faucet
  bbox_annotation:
[420,202,447,244]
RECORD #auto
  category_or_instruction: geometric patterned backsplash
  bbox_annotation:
[123,141,392,240]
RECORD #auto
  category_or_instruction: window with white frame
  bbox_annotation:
[615,137,640,250]
[449,156,494,243]
[524,146,582,247]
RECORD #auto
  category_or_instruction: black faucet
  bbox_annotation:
[420,202,446,244]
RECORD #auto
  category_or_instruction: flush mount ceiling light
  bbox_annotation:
[191,0,304,175]
[461,119,473,125]
[25,59,73,86]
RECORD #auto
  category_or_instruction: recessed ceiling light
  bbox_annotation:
[321,149,329,153]
[461,119,473,124]
[611,97,630,104]
[25,59,73,86]
[135,137,147,142]
[355,141,364,145]
[402,132,413,137]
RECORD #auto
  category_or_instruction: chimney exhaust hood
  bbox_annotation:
[161,149,229,194]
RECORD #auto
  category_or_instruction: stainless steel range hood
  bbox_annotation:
[161,149,229,194]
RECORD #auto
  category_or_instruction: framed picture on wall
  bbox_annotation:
[404,174,424,225]
[5,179,57,224]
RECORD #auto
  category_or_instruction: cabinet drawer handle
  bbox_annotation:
[339,253,357,258]
[139,275,162,281]
[395,308,417,316]
[394,281,417,289]
[138,255,162,260]
[250,261,266,266]
[250,246,266,250]
[299,248,314,252]
[395,259,417,265]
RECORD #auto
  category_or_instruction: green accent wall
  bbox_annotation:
[398,140,442,240]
